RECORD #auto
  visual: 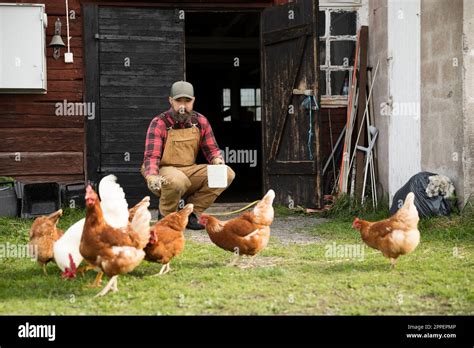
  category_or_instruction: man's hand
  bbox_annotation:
[146,175,167,193]
[211,157,225,165]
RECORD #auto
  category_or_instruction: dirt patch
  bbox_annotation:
[182,215,328,245]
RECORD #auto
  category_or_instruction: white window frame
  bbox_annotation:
[319,6,362,107]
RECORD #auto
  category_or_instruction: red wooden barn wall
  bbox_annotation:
[0,0,85,184]
[0,0,345,188]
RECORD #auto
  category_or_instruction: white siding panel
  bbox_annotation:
[387,0,421,201]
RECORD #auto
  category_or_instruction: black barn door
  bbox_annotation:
[261,0,321,208]
[84,6,184,205]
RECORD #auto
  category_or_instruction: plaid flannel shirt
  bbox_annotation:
[143,108,223,177]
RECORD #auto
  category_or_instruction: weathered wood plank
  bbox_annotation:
[0,128,84,152]
[98,7,180,20]
[44,0,81,16]
[83,3,101,184]
[0,92,83,103]
[12,174,85,184]
[99,75,175,87]
[48,69,83,80]
[101,152,143,165]
[0,103,57,115]
[99,18,182,33]
[47,81,83,93]
[0,152,83,176]
[100,109,158,120]
[47,57,84,70]
[99,41,181,53]
[100,86,169,98]
[0,114,84,128]
[354,26,369,199]
[99,52,182,65]
[101,129,148,143]
[101,141,145,153]
[99,64,181,76]
[99,97,160,109]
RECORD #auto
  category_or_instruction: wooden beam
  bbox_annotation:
[0,128,84,152]
[263,24,311,46]
[354,26,369,199]
[0,152,83,176]
[83,4,101,184]
[311,0,322,207]
[12,174,85,185]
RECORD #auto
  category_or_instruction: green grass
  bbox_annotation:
[0,207,472,315]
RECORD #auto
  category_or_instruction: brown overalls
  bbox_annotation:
[141,115,235,216]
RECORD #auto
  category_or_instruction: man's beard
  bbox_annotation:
[172,109,192,123]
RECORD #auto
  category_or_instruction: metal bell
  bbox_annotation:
[49,35,65,49]
[49,18,66,59]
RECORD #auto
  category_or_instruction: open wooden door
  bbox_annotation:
[261,0,321,208]
[84,6,184,205]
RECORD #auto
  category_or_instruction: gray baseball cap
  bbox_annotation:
[170,81,194,100]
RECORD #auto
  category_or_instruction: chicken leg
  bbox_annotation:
[152,263,170,276]
[390,258,397,268]
[239,255,257,269]
[228,253,241,267]
[41,263,48,276]
[78,263,96,277]
[95,275,118,297]
[87,272,104,288]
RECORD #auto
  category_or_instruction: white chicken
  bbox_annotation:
[54,175,132,278]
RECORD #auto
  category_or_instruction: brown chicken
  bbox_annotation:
[128,197,151,222]
[80,184,151,297]
[352,192,420,267]
[199,189,275,267]
[144,204,193,275]
[29,209,64,275]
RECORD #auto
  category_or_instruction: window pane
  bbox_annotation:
[240,88,255,106]
[223,88,231,106]
[319,10,326,37]
[330,11,357,36]
[330,40,355,66]
[256,107,261,121]
[256,88,261,106]
[319,40,326,66]
[330,70,351,96]
[223,107,231,122]
[320,70,327,96]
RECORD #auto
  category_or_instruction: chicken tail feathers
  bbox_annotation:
[128,196,151,222]
[401,192,418,215]
[404,192,415,207]
[252,189,275,225]
[130,197,152,249]
[99,174,130,228]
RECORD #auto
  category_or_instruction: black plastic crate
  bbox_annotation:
[61,182,86,209]
[17,182,61,218]
[0,182,19,217]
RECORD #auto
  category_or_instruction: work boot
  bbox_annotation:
[186,213,205,230]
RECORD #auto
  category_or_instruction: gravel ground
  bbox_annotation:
[151,207,329,245]
[181,215,329,245]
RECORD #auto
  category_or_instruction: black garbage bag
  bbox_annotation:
[390,172,456,218]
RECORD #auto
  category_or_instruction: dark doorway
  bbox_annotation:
[185,12,262,202]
